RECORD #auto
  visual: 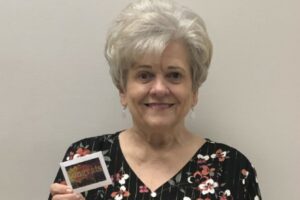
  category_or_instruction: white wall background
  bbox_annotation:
[0,0,299,199]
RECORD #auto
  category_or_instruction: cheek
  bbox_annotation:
[182,92,197,109]
[126,87,147,105]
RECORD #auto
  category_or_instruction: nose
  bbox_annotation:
[149,76,170,97]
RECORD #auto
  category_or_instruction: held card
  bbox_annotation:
[60,151,112,193]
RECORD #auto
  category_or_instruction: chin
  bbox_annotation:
[144,119,179,131]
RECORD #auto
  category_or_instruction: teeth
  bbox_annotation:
[145,103,174,109]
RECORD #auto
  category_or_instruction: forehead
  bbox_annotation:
[133,40,190,69]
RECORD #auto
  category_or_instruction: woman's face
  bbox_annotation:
[120,40,198,132]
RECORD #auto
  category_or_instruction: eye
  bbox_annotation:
[166,71,183,83]
[136,71,154,83]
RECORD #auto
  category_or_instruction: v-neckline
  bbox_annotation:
[116,131,208,193]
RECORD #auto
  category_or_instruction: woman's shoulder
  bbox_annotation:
[202,138,256,167]
[72,131,120,144]
[194,139,262,199]
[64,131,122,156]
[204,138,248,155]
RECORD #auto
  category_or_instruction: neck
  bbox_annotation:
[119,126,204,165]
[127,125,192,151]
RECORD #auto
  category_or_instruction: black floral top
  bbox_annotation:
[49,131,262,200]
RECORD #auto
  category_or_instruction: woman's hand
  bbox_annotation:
[50,183,85,200]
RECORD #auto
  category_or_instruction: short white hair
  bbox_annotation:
[105,0,213,91]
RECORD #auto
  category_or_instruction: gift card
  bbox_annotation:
[60,151,112,193]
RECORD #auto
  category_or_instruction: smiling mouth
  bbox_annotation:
[144,103,175,109]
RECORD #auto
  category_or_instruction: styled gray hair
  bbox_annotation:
[105,0,212,92]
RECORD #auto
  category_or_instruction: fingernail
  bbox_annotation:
[75,193,83,199]
[66,187,73,193]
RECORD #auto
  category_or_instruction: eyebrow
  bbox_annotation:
[167,66,184,70]
[166,66,188,75]
[132,64,152,70]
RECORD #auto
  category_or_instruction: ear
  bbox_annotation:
[192,90,199,107]
[119,89,127,107]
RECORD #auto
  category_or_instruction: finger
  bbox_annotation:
[50,183,73,196]
[74,193,85,200]
[52,193,85,200]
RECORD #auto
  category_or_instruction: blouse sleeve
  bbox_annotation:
[240,158,262,200]
[48,144,73,200]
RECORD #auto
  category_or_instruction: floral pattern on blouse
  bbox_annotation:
[49,131,262,200]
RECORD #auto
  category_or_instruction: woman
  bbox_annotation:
[49,0,262,199]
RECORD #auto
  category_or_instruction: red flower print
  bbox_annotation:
[139,185,149,193]
[111,172,122,183]
[76,147,91,156]
[111,172,129,185]
[241,169,249,185]
[219,190,232,200]
[111,186,130,200]
[188,171,207,187]
[67,147,91,160]
[211,149,228,162]
[199,165,211,176]
[66,151,75,160]
[241,169,249,177]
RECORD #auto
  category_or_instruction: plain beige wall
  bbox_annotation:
[0,0,299,199]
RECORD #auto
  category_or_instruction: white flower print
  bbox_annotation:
[120,186,126,191]
[114,186,128,200]
[211,150,227,161]
[119,174,129,185]
[241,169,249,185]
[197,154,210,162]
[183,197,191,200]
[114,194,123,200]
[254,195,260,200]
[199,178,219,195]
[224,189,231,196]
